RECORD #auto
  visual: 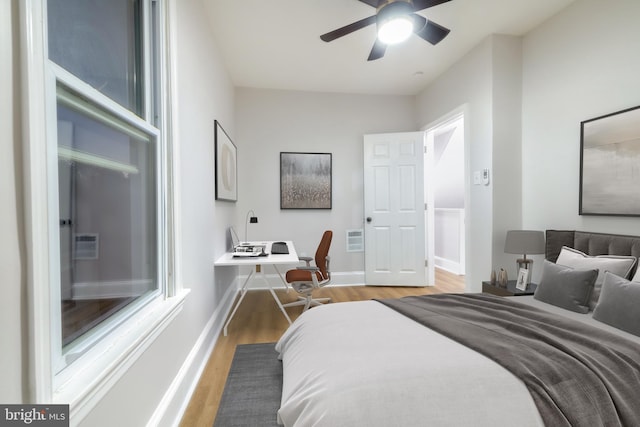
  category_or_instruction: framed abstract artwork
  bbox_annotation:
[215,120,237,202]
[579,105,640,216]
[280,152,332,209]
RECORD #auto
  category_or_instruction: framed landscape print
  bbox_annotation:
[214,120,237,202]
[579,105,640,216]
[280,152,332,209]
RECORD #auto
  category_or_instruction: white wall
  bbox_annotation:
[490,35,525,279]
[0,0,25,404]
[522,0,640,238]
[433,122,465,209]
[235,88,417,281]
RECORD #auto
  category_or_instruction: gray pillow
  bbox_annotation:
[592,272,640,337]
[534,261,598,313]
[555,246,637,310]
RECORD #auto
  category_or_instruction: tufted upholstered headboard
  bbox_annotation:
[545,230,640,277]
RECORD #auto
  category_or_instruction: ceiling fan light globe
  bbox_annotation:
[378,16,413,45]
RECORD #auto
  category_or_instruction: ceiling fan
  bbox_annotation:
[320,0,452,61]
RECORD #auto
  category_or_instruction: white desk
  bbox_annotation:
[215,241,299,335]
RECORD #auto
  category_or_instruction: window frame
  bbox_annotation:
[49,64,166,375]
[20,0,186,420]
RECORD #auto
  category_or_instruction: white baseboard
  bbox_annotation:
[435,256,465,275]
[235,270,366,289]
[147,278,239,427]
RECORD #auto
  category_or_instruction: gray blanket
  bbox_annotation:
[377,294,640,427]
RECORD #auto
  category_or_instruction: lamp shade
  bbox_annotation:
[504,230,545,255]
[244,209,258,242]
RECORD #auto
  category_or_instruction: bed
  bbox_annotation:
[275,230,640,426]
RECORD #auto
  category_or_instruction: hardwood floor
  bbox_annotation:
[179,269,465,427]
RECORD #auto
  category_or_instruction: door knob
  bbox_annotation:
[366,217,372,223]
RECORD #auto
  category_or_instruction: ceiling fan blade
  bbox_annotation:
[411,13,427,32]
[320,15,377,42]
[412,0,452,12]
[367,39,387,61]
[357,0,380,7]
[414,20,450,45]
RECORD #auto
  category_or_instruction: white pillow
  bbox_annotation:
[556,246,637,310]
[632,265,640,282]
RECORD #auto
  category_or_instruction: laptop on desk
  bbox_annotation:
[230,227,267,257]
[232,245,266,257]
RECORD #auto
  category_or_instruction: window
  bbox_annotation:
[24,0,181,404]
[47,0,167,372]
[48,0,143,114]
[55,86,158,364]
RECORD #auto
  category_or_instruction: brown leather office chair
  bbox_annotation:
[282,230,333,312]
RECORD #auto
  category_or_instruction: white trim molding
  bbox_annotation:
[20,0,55,403]
[147,281,238,427]
[236,270,366,289]
[56,289,190,423]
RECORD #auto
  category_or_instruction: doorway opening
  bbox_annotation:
[425,113,466,284]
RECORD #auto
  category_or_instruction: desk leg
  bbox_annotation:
[273,265,291,293]
[223,269,255,336]
[257,267,292,325]
[269,287,292,325]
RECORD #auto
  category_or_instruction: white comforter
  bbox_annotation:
[276,300,545,427]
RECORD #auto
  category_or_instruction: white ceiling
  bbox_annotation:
[205,0,575,96]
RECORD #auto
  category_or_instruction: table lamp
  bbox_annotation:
[244,209,258,243]
[504,230,545,283]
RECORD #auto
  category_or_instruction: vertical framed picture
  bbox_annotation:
[215,120,237,202]
[579,105,640,216]
[516,268,529,291]
[280,152,332,209]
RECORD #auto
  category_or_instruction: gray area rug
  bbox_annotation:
[213,342,282,427]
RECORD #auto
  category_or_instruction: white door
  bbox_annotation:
[364,132,426,286]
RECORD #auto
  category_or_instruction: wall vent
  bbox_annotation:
[74,233,99,260]
[346,229,364,252]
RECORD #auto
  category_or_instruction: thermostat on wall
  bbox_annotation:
[473,169,490,186]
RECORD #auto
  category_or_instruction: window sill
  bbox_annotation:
[53,288,190,423]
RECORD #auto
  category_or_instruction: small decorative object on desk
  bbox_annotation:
[516,268,529,291]
[490,269,497,285]
[497,268,508,288]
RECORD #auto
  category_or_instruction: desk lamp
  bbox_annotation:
[504,230,545,284]
[244,210,258,243]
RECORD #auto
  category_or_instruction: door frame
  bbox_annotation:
[421,106,469,285]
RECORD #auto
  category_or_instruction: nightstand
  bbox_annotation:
[482,280,537,296]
